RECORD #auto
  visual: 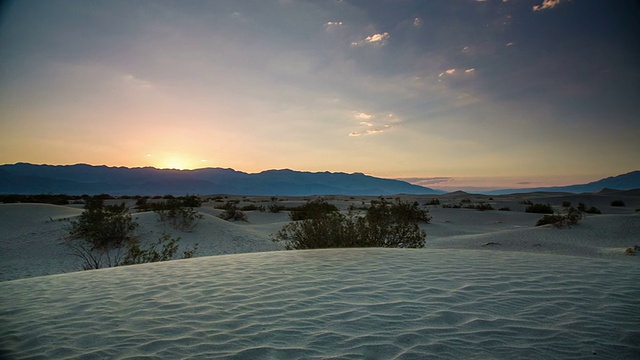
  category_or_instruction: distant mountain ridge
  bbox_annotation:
[484,170,640,195]
[0,163,442,196]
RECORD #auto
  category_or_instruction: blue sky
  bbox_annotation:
[1,0,638,190]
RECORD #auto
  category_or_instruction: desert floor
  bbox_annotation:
[1,191,639,358]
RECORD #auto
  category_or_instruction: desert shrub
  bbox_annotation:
[63,199,139,269]
[610,200,625,207]
[577,202,586,212]
[473,202,494,211]
[498,207,511,211]
[535,207,582,228]
[240,204,261,211]
[426,198,440,206]
[526,203,554,214]
[562,201,572,208]
[272,198,428,250]
[215,200,240,210]
[519,200,533,205]
[441,203,452,208]
[121,232,198,265]
[584,206,602,214]
[289,198,339,221]
[460,198,472,204]
[219,203,248,221]
[268,204,286,213]
[152,198,204,231]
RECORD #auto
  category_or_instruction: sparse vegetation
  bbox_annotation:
[121,232,197,265]
[535,207,582,228]
[219,203,248,221]
[62,198,196,270]
[610,200,625,207]
[289,198,340,221]
[498,206,511,211]
[426,198,440,206]
[150,198,204,232]
[525,203,554,214]
[272,198,429,250]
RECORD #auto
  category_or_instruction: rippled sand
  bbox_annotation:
[2,248,639,359]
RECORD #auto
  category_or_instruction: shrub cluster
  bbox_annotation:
[147,198,204,232]
[63,199,197,270]
[272,198,429,250]
[289,199,340,221]
[218,202,248,221]
[535,207,582,228]
[525,203,555,214]
[610,200,625,207]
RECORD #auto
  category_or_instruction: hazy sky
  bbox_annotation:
[1,0,639,190]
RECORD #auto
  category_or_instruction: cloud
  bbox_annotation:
[533,0,563,11]
[366,129,384,134]
[464,68,475,73]
[354,112,373,119]
[325,21,344,26]
[438,69,456,77]
[359,121,373,127]
[413,18,422,28]
[349,132,362,137]
[351,32,390,46]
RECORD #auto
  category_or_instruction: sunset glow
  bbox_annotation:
[0,0,638,190]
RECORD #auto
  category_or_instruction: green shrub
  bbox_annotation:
[526,203,554,214]
[219,203,248,221]
[584,206,602,214]
[268,204,286,213]
[289,198,339,221]
[535,207,582,228]
[121,232,197,265]
[426,198,440,206]
[473,202,494,211]
[153,198,204,231]
[63,199,139,269]
[272,198,428,250]
[610,200,625,207]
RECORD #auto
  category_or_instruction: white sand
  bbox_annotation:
[1,193,639,358]
[1,249,639,359]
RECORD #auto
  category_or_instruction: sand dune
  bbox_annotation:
[1,249,639,359]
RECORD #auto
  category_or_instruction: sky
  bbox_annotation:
[0,0,639,191]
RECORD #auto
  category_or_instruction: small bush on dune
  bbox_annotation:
[289,198,339,221]
[526,203,554,214]
[63,198,198,270]
[153,198,204,232]
[610,200,625,207]
[498,207,511,211]
[535,207,582,228]
[272,198,428,250]
[121,232,198,265]
[219,203,248,221]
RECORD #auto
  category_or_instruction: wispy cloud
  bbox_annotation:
[354,112,373,120]
[533,0,564,11]
[351,32,390,47]
[359,121,373,127]
[325,21,344,26]
[464,68,475,73]
[349,132,362,137]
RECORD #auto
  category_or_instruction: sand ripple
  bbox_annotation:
[1,249,639,359]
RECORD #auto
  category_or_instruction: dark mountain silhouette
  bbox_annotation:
[484,171,640,195]
[0,163,442,196]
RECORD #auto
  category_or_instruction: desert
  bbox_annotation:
[1,191,639,359]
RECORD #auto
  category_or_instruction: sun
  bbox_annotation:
[163,157,190,170]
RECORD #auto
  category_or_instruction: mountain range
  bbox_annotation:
[0,163,638,196]
[0,163,441,196]
[484,171,640,195]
